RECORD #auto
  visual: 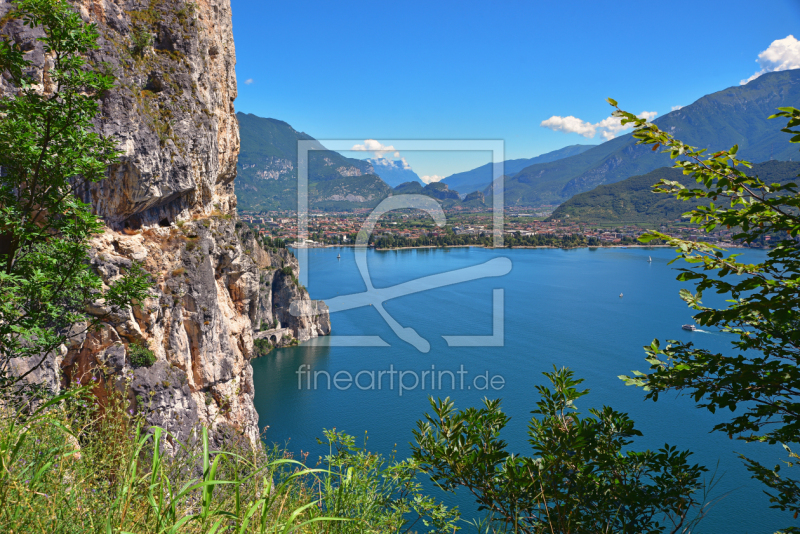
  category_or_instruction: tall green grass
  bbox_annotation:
[0,387,457,533]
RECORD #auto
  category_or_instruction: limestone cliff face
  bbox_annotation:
[0,0,330,445]
[83,0,240,227]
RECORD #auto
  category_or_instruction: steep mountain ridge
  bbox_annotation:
[236,113,392,211]
[495,70,800,206]
[442,144,596,194]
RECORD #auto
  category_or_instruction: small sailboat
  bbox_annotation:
[337,253,341,260]
[619,293,623,298]
[648,256,652,262]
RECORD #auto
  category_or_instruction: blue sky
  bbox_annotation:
[231,0,800,180]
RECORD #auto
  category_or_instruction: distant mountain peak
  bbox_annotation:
[369,157,411,170]
[366,157,423,187]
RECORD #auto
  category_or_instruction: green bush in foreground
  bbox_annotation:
[413,367,711,534]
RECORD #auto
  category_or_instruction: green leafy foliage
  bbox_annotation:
[128,343,156,369]
[413,367,709,534]
[316,429,459,533]
[253,338,272,357]
[0,0,150,395]
[614,101,800,529]
[129,25,153,57]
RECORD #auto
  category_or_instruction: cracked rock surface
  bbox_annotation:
[1,0,330,445]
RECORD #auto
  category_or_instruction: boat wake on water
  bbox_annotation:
[682,324,717,334]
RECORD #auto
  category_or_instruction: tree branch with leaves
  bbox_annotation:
[614,97,800,530]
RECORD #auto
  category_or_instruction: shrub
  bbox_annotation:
[311,429,458,533]
[130,25,153,57]
[253,338,272,356]
[128,342,156,368]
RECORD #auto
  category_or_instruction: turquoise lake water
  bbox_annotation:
[252,246,790,533]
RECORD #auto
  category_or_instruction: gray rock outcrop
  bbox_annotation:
[0,0,330,445]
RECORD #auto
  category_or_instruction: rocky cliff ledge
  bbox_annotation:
[0,0,329,445]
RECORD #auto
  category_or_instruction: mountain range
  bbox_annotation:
[235,113,391,211]
[234,113,597,212]
[442,144,596,194]
[487,70,800,206]
[235,70,800,213]
[551,160,800,224]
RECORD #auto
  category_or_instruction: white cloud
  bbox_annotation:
[351,139,397,158]
[420,175,444,184]
[399,156,411,169]
[741,35,800,85]
[539,115,596,138]
[671,105,684,111]
[243,78,254,85]
[541,111,657,140]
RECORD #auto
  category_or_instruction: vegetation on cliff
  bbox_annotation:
[0,4,448,533]
[0,0,149,397]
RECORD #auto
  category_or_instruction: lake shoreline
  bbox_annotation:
[290,243,753,252]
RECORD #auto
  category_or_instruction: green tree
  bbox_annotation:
[412,367,709,534]
[613,99,800,529]
[0,0,149,396]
